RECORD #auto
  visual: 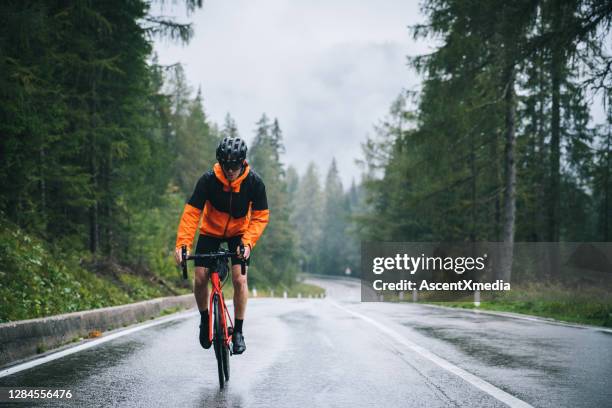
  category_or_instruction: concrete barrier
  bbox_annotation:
[0,294,196,367]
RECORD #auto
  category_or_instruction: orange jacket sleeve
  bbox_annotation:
[175,204,202,250]
[242,209,269,249]
[175,175,208,250]
[241,180,269,249]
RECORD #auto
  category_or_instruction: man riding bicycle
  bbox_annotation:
[174,137,269,354]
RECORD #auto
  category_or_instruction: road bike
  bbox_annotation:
[180,244,246,389]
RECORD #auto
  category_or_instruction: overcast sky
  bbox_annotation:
[152,1,607,188]
[152,0,431,187]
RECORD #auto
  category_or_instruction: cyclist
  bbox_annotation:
[174,137,269,355]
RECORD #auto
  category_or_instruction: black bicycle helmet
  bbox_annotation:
[216,137,247,164]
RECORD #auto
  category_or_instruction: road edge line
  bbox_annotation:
[0,309,198,378]
[419,303,612,334]
[329,300,533,408]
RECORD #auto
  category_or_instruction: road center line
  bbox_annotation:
[0,309,199,378]
[329,300,533,408]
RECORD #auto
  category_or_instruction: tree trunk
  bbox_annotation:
[105,145,114,259]
[39,146,47,230]
[491,131,501,241]
[536,46,547,242]
[89,150,99,255]
[549,45,561,243]
[547,4,563,278]
[89,73,99,256]
[604,126,611,241]
[470,130,476,243]
[499,65,517,281]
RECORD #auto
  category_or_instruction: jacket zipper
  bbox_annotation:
[222,188,233,238]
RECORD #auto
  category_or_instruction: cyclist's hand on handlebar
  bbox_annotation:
[237,244,250,260]
[175,247,189,266]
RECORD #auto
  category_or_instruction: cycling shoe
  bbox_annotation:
[199,323,212,349]
[232,331,246,354]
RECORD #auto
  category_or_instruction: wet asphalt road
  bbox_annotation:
[1,277,611,407]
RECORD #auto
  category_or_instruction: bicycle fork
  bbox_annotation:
[208,272,234,352]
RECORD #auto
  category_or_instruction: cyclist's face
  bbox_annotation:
[222,162,242,180]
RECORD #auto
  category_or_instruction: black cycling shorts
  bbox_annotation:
[194,234,250,269]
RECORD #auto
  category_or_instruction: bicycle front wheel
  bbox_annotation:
[222,336,230,381]
[213,294,225,389]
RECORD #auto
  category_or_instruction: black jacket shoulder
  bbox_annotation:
[246,169,265,187]
[246,170,268,211]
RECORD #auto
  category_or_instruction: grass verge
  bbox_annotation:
[427,283,612,327]
[0,218,188,323]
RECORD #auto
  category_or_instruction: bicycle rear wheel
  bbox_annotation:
[213,295,225,389]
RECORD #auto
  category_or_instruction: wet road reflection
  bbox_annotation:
[0,278,610,407]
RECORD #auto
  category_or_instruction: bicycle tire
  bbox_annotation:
[213,294,225,389]
[222,335,230,381]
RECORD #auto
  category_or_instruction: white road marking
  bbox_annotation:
[421,303,612,334]
[0,310,198,378]
[330,300,533,408]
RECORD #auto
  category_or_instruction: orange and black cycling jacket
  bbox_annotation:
[175,162,269,250]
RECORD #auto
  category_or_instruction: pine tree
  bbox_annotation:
[291,163,323,274]
[222,113,239,138]
[286,166,300,205]
[319,159,349,275]
[247,116,298,286]
[173,84,218,196]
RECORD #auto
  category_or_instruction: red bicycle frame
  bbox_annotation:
[181,244,246,351]
[208,270,234,348]
[181,245,246,388]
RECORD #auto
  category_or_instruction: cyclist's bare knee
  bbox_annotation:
[231,265,247,290]
[194,267,210,286]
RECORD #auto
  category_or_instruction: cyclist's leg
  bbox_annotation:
[193,266,210,310]
[194,234,221,310]
[231,263,248,319]
[227,236,250,320]
[227,236,249,353]
[229,261,248,354]
[194,235,221,349]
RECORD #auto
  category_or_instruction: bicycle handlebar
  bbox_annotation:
[180,245,246,279]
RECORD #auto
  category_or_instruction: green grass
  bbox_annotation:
[428,283,612,327]
[118,273,166,300]
[0,218,183,323]
[160,306,184,316]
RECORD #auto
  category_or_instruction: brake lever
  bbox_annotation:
[181,245,188,280]
[239,244,246,275]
